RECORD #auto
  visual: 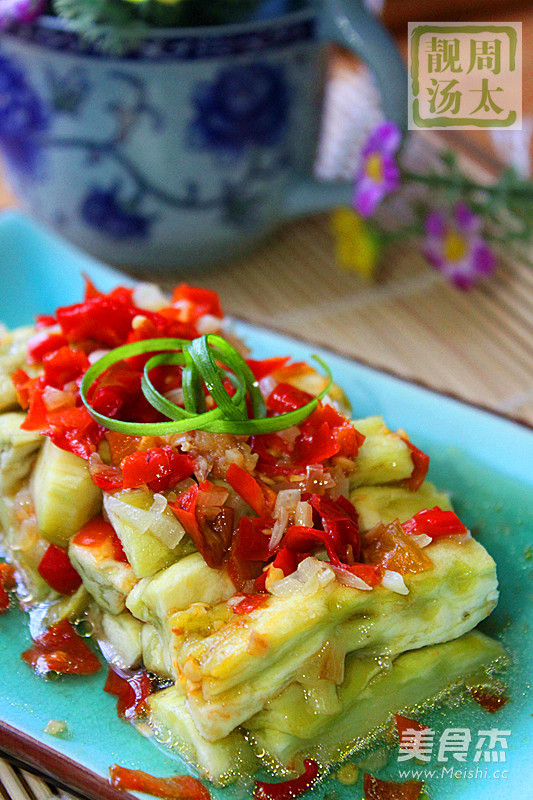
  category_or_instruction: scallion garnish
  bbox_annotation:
[80,335,332,436]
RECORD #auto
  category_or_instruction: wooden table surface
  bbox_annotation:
[1,6,533,798]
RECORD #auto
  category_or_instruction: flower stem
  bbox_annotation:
[402,170,533,200]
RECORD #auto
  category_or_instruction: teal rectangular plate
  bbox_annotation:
[0,211,531,800]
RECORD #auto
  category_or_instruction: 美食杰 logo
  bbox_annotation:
[408,22,522,130]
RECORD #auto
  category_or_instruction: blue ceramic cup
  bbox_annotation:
[0,0,406,270]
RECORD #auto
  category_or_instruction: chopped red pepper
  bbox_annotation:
[0,563,15,613]
[35,314,57,329]
[89,461,123,492]
[231,593,269,614]
[363,773,424,800]
[340,562,384,586]
[56,294,138,349]
[169,482,232,569]
[21,619,101,676]
[71,516,128,563]
[253,759,319,800]
[246,357,290,382]
[226,464,275,517]
[251,433,302,477]
[226,514,275,591]
[394,714,429,743]
[109,765,211,800]
[232,516,273,562]
[295,403,364,465]
[0,563,15,589]
[122,446,195,492]
[11,368,36,409]
[401,507,467,540]
[44,405,105,460]
[20,385,48,430]
[267,382,314,414]
[105,431,142,466]
[402,441,430,492]
[27,331,68,364]
[38,544,82,595]
[264,387,364,468]
[0,583,8,613]
[470,687,508,712]
[309,493,361,564]
[104,667,152,720]
[42,346,90,389]
[172,284,223,322]
[82,275,104,300]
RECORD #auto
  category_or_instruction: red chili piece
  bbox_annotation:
[363,773,424,800]
[104,667,152,720]
[394,714,429,743]
[71,516,128,563]
[403,441,430,492]
[226,464,275,517]
[21,619,101,676]
[401,507,467,539]
[42,346,90,388]
[253,759,319,800]
[109,765,211,800]
[38,544,82,595]
[231,593,269,614]
[470,687,509,713]
[122,446,195,493]
[246,357,290,381]
[0,563,16,613]
[169,482,232,569]
[172,284,223,322]
[56,294,138,349]
[27,331,68,364]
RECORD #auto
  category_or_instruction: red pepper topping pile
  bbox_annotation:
[11,280,440,593]
[402,507,467,539]
[363,772,424,800]
[12,282,223,461]
[253,759,319,800]
[38,544,83,595]
[104,667,152,720]
[0,563,16,613]
[21,619,101,676]
[109,765,211,800]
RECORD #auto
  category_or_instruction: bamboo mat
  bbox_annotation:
[2,50,533,800]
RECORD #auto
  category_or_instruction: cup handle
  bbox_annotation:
[281,0,407,219]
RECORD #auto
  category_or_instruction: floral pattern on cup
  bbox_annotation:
[0,47,293,241]
[0,52,49,178]
[80,185,155,240]
[189,62,290,156]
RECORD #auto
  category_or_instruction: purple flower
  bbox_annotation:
[80,186,153,240]
[423,202,495,289]
[0,0,46,28]
[352,121,401,218]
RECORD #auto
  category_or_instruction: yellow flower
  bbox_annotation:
[331,207,380,280]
